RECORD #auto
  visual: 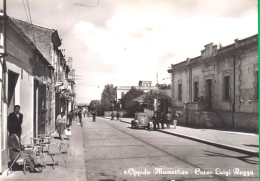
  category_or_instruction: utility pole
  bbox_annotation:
[3,0,6,56]
[3,0,6,52]
[2,0,7,104]
[156,73,158,84]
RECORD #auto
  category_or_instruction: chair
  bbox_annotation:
[7,151,29,176]
[38,135,51,153]
[30,137,41,146]
[38,134,51,144]
[45,143,67,169]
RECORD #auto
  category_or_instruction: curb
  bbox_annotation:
[157,129,259,157]
[69,121,87,181]
[112,118,259,157]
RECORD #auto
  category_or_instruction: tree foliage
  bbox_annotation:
[89,100,103,116]
[101,84,117,111]
[121,87,144,117]
[143,91,172,108]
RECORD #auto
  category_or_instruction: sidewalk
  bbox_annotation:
[0,120,87,181]
[106,117,259,157]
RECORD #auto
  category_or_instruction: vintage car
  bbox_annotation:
[131,112,150,129]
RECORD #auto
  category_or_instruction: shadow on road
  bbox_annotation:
[203,150,259,165]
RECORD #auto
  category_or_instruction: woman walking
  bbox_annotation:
[56,112,67,140]
[68,110,74,126]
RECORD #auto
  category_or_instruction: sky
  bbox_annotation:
[4,0,258,104]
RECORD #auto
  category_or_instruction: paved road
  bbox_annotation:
[82,117,259,181]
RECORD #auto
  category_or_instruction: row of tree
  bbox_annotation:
[89,84,172,117]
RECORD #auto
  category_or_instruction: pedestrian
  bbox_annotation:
[161,112,165,129]
[7,105,23,139]
[92,111,96,122]
[116,112,120,120]
[78,110,82,127]
[111,112,114,120]
[148,117,153,131]
[68,110,74,127]
[74,110,78,122]
[166,111,172,129]
[8,130,39,173]
[152,113,160,130]
[173,112,179,129]
[56,112,67,140]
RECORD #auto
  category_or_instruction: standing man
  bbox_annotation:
[152,113,160,130]
[116,112,120,120]
[161,112,165,129]
[68,110,74,127]
[166,111,172,129]
[92,111,96,122]
[173,112,179,129]
[78,110,82,127]
[74,110,78,122]
[111,112,114,120]
[7,105,23,139]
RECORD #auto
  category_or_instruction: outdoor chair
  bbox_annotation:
[45,142,67,169]
[7,151,28,175]
[30,137,41,146]
[6,148,45,176]
[38,134,51,153]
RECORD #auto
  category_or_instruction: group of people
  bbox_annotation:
[6,105,89,172]
[7,105,39,172]
[111,112,120,120]
[56,109,83,140]
[151,111,179,130]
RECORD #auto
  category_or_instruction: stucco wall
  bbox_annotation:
[238,49,258,113]
[6,24,53,143]
[172,68,189,107]
[6,26,35,145]
[169,35,258,131]
[6,62,34,145]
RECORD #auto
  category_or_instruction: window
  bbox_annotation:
[178,83,182,101]
[224,76,230,100]
[194,81,199,101]
[254,71,258,100]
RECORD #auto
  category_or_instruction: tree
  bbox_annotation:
[121,87,144,117]
[101,84,116,111]
[89,100,103,116]
[143,91,157,108]
[143,91,172,112]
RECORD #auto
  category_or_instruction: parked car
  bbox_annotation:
[131,112,150,129]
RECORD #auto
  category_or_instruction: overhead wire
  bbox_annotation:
[22,0,30,23]
[26,0,32,23]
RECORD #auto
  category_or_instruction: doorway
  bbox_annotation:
[7,71,19,115]
[38,84,46,135]
[205,79,212,110]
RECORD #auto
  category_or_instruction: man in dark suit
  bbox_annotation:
[7,105,23,139]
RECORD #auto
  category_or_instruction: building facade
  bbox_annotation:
[11,18,75,132]
[11,18,62,135]
[0,16,55,173]
[116,81,158,101]
[0,16,75,174]
[168,34,258,132]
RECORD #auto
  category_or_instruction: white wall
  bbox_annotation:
[7,62,34,145]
